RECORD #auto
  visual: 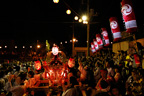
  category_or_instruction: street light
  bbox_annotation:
[5,46,7,48]
[82,15,87,21]
[72,38,77,56]
[66,9,71,15]
[37,45,41,49]
[72,38,76,42]
[53,0,59,3]
[30,46,32,48]
[78,19,82,22]
[83,20,88,24]
[74,16,78,20]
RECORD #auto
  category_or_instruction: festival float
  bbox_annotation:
[29,45,72,95]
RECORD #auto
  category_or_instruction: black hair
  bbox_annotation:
[28,71,34,78]
[18,72,27,81]
[100,80,109,89]
[0,70,4,78]
[70,76,78,87]
[15,66,20,71]
[34,91,46,96]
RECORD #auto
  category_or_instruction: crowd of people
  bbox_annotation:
[0,47,144,96]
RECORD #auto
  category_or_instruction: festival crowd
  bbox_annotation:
[0,48,144,96]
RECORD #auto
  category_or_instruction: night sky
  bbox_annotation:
[0,0,143,47]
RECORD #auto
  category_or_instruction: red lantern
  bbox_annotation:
[121,0,137,33]
[93,39,99,51]
[34,61,41,70]
[96,34,103,49]
[109,17,122,42]
[91,42,96,53]
[68,58,75,68]
[101,28,110,46]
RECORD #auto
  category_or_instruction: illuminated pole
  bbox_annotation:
[72,22,75,57]
[87,0,90,56]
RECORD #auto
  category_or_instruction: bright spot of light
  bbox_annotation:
[82,15,87,21]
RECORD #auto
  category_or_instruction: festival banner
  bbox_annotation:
[121,0,137,33]
[101,28,110,46]
[109,17,122,42]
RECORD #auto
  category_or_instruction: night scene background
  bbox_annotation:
[0,0,144,56]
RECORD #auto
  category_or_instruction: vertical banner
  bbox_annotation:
[96,34,103,49]
[93,39,99,51]
[101,28,110,46]
[121,0,137,33]
[91,42,96,53]
[109,17,122,42]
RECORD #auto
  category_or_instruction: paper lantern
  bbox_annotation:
[101,28,110,46]
[93,39,99,51]
[91,42,96,53]
[96,34,103,49]
[109,17,122,42]
[52,46,59,55]
[34,61,41,70]
[68,58,75,68]
[121,0,137,33]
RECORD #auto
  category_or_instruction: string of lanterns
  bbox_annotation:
[91,0,137,53]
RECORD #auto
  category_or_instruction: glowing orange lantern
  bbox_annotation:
[34,61,41,70]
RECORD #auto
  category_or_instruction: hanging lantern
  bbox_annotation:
[109,17,122,42]
[96,34,103,49]
[52,46,59,55]
[68,58,75,68]
[93,39,99,51]
[53,0,59,3]
[91,42,96,53]
[34,61,41,70]
[66,9,71,15]
[121,0,137,33]
[101,28,110,46]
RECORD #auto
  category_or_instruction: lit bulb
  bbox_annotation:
[66,9,71,15]
[74,16,78,20]
[79,19,82,22]
[53,0,59,3]
[82,15,87,21]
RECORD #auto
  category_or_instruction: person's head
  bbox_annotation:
[131,69,139,81]
[114,66,119,73]
[95,62,101,67]
[100,80,109,89]
[28,71,34,78]
[15,66,20,72]
[111,87,120,96]
[68,76,78,87]
[7,66,13,73]
[0,70,4,78]
[100,69,108,79]
[106,61,110,68]
[34,91,46,96]
[15,72,27,85]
